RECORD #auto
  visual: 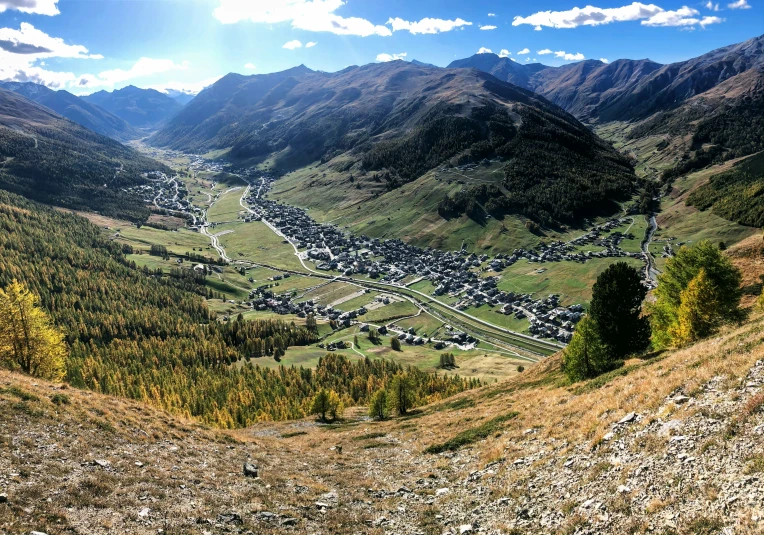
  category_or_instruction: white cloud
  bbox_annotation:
[699,15,724,25]
[0,0,59,16]
[499,49,510,57]
[517,47,530,54]
[488,12,496,17]
[537,48,553,54]
[387,17,472,34]
[244,63,256,69]
[305,41,317,48]
[554,50,585,60]
[705,1,720,10]
[477,47,493,54]
[0,23,102,59]
[283,39,302,49]
[0,23,103,89]
[480,25,497,30]
[513,2,726,29]
[214,0,392,36]
[600,57,610,63]
[376,52,407,62]
[148,76,222,96]
[93,58,190,87]
[534,25,543,30]
[728,0,751,8]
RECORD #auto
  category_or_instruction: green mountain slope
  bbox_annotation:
[0,88,167,221]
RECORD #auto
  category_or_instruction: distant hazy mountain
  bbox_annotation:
[410,59,437,68]
[0,81,140,141]
[163,89,197,106]
[448,54,548,90]
[83,85,182,129]
[151,61,636,225]
[0,88,167,221]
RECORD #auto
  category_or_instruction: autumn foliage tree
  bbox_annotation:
[0,280,67,381]
[650,241,742,348]
[562,316,608,381]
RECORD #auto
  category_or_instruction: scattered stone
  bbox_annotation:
[459,524,473,534]
[243,462,258,478]
[617,485,631,494]
[436,487,450,496]
[617,412,637,424]
[602,431,615,441]
[673,395,690,404]
[134,461,144,467]
[281,517,298,526]
[138,507,150,518]
[217,513,242,525]
[0,493,7,504]
[94,459,110,468]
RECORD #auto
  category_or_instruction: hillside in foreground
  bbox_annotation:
[2,236,762,535]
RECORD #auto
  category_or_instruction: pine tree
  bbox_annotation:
[368,388,388,420]
[391,336,402,351]
[562,316,608,382]
[589,262,649,358]
[669,269,720,347]
[0,280,67,381]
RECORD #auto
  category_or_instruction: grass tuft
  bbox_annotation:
[424,412,518,454]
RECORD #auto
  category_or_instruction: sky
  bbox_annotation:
[0,0,760,96]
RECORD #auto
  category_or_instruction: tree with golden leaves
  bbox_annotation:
[0,280,67,381]
[669,269,721,347]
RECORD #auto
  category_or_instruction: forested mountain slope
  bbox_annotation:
[0,81,140,141]
[152,61,636,225]
[0,88,166,221]
[83,85,183,129]
[0,190,475,427]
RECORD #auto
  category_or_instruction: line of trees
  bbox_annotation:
[563,241,745,382]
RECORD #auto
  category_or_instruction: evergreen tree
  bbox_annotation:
[0,280,67,381]
[589,262,650,358]
[368,388,388,420]
[562,316,609,382]
[387,373,415,415]
[391,336,402,351]
[650,241,742,348]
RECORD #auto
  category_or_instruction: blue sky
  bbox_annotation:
[0,0,760,95]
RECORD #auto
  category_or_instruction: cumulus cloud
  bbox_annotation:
[0,0,59,16]
[305,41,317,47]
[537,48,553,54]
[0,24,103,89]
[728,0,751,8]
[513,2,726,29]
[214,0,392,36]
[555,50,585,60]
[244,63,256,69]
[600,57,610,63]
[387,17,472,34]
[376,52,406,62]
[93,58,190,86]
[283,39,302,49]
[488,12,496,17]
[477,47,492,54]
[517,47,530,54]
[0,23,102,60]
[499,49,511,57]
[480,25,497,30]
[705,1,720,10]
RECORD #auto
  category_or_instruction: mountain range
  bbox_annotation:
[0,81,140,142]
[83,85,183,129]
[447,35,763,124]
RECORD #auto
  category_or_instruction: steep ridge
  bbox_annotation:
[83,85,183,129]
[0,88,167,221]
[148,65,315,150]
[448,35,763,124]
[0,81,140,141]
